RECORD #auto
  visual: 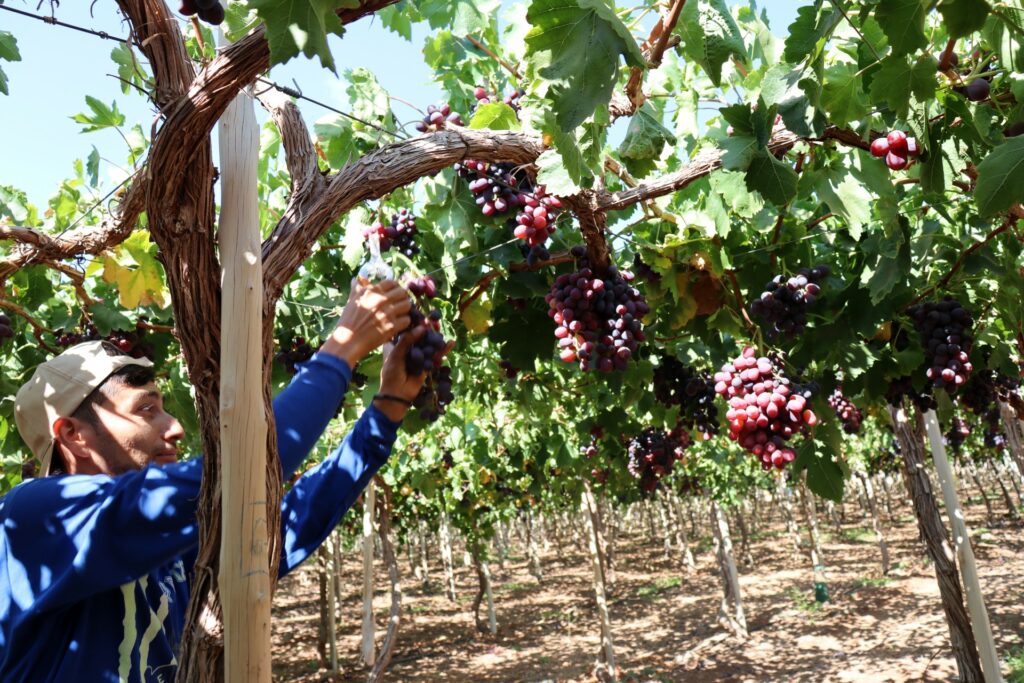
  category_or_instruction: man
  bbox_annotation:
[0,278,425,682]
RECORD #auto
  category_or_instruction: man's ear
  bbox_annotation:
[53,417,91,462]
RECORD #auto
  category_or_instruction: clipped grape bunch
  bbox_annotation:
[827,388,863,434]
[750,266,829,338]
[908,297,974,393]
[870,130,922,171]
[275,336,315,374]
[545,247,649,373]
[652,355,719,439]
[414,103,463,132]
[0,314,13,342]
[179,0,224,24]
[626,425,691,493]
[364,208,419,258]
[713,347,818,470]
[580,425,604,459]
[400,275,453,422]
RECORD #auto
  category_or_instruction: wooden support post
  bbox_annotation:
[922,410,1004,683]
[582,482,616,681]
[361,481,377,667]
[216,71,270,683]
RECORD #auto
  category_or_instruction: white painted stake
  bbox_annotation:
[361,481,377,667]
[215,32,270,683]
[923,409,1003,683]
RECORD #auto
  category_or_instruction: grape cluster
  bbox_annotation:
[870,130,922,171]
[713,347,818,470]
[908,298,974,393]
[626,426,691,493]
[545,249,649,372]
[179,0,224,24]
[472,86,525,112]
[827,388,863,434]
[364,208,419,257]
[885,375,937,411]
[0,314,13,342]
[945,416,971,454]
[454,160,528,217]
[56,322,155,360]
[632,254,661,284]
[512,187,562,249]
[498,359,518,381]
[750,266,829,338]
[580,425,604,459]
[400,278,453,422]
[959,369,1020,451]
[414,103,463,133]
[275,337,315,374]
[652,355,719,439]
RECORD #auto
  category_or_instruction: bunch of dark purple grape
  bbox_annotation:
[498,358,518,380]
[945,416,971,454]
[908,298,974,393]
[364,208,419,257]
[750,266,829,338]
[632,254,661,284]
[885,375,937,411]
[179,0,224,24]
[545,247,649,372]
[827,388,863,434]
[276,336,315,374]
[626,425,691,493]
[0,313,13,343]
[454,160,528,217]
[959,369,1019,450]
[56,321,155,360]
[399,276,453,422]
[713,347,819,470]
[414,103,463,132]
[652,355,719,439]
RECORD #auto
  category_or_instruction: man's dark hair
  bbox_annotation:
[50,364,157,474]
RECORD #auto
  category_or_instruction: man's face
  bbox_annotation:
[74,381,184,475]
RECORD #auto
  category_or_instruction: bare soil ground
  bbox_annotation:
[271,497,1024,682]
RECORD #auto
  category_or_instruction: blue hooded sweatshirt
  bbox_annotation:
[0,352,397,682]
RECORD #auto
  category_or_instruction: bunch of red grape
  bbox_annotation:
[275,336,315,374]
[364,208,419,257]
[626,425,691,493]
[713,347,818,470]
[471,86,525,111]
[0,314,13,342]
[179,0,224,23]
[454,160,528,217]
[652,355,719,439]
[399,278,453,422]
[414,103,463,132]
[512,186,561,248]
[908,297,974,393]
[56,321,155,360]
[827,388,863,434]
[870,130,922,171]
[545,249,649,372]
[750,266,829,338]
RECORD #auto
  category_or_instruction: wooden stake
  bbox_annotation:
[361,481,377,667]
[922,410,1004,683]
[216,53,270,682]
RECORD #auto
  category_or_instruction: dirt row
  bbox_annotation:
[271,498,1024,682]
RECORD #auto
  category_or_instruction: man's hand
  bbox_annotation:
[320,278,412,369]
[372,327,429,422]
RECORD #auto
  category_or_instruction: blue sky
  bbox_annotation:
[0,1,802,209]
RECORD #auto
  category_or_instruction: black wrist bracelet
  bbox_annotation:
[373,393,413,407]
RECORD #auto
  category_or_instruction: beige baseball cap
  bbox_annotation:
[14,340,153,477]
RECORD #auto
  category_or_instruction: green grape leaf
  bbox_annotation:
[744,150,797,205]
[709,170,763,218]
[783,2,840,65]
[71,96,126,132]
[110,43,147,96]
[975,136,1024,217]
[618,103,676,164]
[676,0,748,86]
[525,0,645,132]
[469,103,521,131]
[816,164,873,240]
[462,293,493,335]
[535,150,583,196]
[720,135,759,171]
[869,55,938,119]
[821,64,869,126]
[761,64,814,136]
[938,0,991,39]
[314,115,359,169]
[874,0,929,57]
[0,31,20,96]
[248,0,352,71]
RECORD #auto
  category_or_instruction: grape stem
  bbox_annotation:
[0,299,58,354]
[906,212,1018,307]
[623,0,687,108]
[464,35,521,81]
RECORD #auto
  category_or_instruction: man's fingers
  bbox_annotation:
[391,297,413,315]
[390,314,412,335]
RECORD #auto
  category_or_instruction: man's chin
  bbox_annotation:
[154,454,178,466]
